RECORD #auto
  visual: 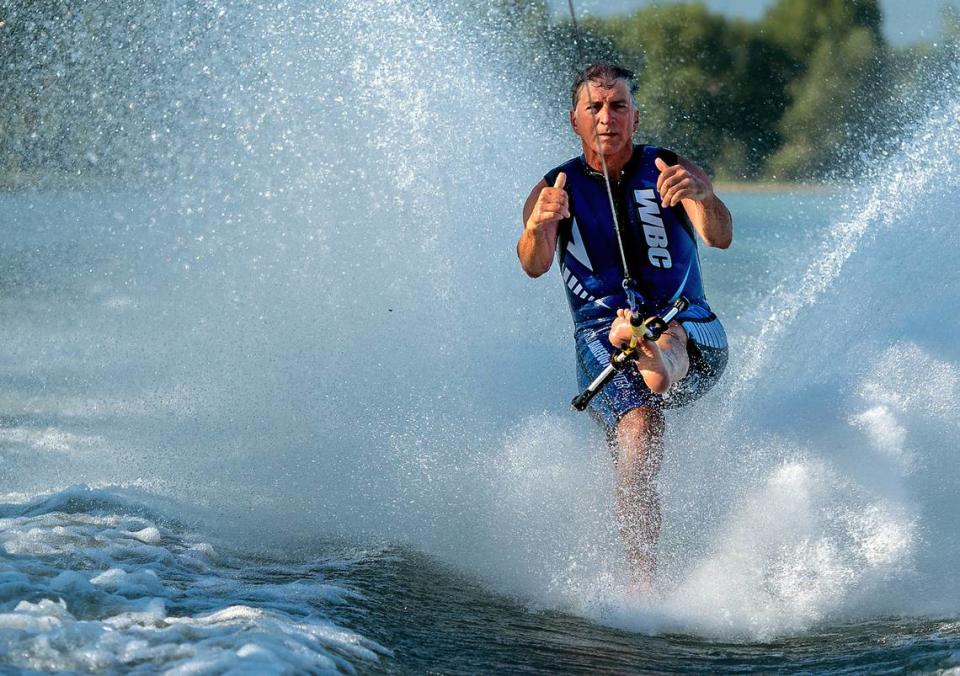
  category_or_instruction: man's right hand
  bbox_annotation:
[525,172,569,231]
[609,308,636,349]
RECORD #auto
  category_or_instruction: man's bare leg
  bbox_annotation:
[613,405,664,592]
[609,320,690,590]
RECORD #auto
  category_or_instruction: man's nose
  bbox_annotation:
[596,104,612,124]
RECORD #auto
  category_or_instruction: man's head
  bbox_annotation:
[570,63,638,112]
[569,63,639,168]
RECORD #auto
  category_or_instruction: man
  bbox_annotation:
[517,63,732,591]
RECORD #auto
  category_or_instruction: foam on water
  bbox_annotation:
[629,76,960,636]
[2,0,960,653]
[0,487,389,673]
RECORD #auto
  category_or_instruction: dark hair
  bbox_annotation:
[570,63,638,110]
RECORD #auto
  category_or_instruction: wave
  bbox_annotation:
[0,486,389,672]
[2,0,959,642]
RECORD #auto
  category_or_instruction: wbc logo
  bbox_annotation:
[633,189,672,269]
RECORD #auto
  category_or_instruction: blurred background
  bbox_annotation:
[2,0,957,188]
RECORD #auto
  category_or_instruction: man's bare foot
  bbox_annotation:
[609,310,672,393]
[633,340,672,394]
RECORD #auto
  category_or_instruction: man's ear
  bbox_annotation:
[569,109,577,133]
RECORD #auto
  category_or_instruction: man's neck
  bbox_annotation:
[583,143,634,179]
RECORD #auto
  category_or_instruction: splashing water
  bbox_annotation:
[723,91,960,411]
[645,72,960,637]
[2,0,960,663]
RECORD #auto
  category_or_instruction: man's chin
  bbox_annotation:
[598,140,628,156]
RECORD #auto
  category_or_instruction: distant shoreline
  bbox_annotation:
[1,176,835,195]
[714,181,832,193]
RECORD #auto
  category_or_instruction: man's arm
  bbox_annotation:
[518,173,569,277]
[655,156,732,249]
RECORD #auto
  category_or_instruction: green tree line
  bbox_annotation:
[1,0,959,188]
[500,0,960,181]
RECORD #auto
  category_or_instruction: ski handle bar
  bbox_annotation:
[571,297,689,412]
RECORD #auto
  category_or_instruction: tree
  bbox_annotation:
[601,4,733,173]
[760,0,883,68]
[753,0,890,179]
[765,26,887,179]
[714,20,793,178]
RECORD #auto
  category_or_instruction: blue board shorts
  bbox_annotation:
[575,306,729,430]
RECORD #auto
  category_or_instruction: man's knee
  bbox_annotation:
[660,320,690,381]
[617,405,664,440]
[664,319,688,346]
[613,406,665,476]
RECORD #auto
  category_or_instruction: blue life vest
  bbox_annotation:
[544,145,711,332]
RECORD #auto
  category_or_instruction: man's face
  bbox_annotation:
[569,78,639,160]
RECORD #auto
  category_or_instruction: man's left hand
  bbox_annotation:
[655,157,713,208]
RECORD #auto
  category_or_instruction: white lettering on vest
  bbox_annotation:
[634,189,672,269]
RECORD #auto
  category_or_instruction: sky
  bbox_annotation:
[547,0,955,46]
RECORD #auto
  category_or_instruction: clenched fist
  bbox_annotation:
[526,172,570,231]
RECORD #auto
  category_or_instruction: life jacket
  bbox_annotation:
[544,145,710,331]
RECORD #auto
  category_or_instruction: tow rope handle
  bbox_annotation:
[571,297,689,412]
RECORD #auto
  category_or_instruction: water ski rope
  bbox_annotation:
[565,0,642,312]
[564,1,689,412]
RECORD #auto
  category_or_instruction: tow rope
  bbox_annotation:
[566,0,686,411]
[565,0,643,313]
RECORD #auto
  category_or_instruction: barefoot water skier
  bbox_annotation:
[517,63,732,591]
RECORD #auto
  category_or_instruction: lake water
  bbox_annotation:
[2,1,960,672]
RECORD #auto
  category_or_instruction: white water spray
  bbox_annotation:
[3,0,960,644]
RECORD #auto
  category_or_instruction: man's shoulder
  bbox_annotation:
[648,145,679,164]
[543,155,584,185]
[632,143,678,162]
